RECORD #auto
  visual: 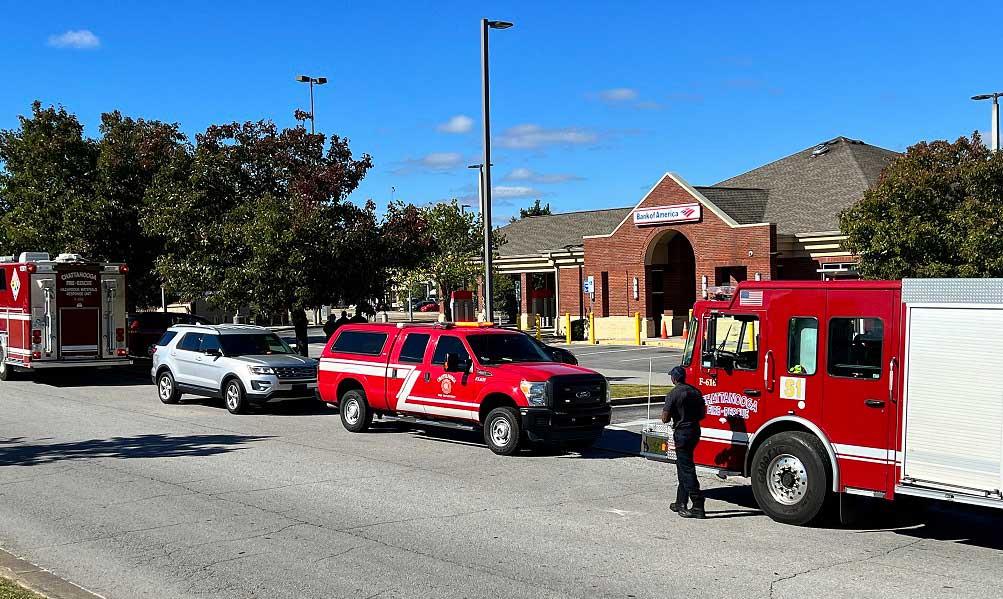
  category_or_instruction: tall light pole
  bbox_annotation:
[296,75,328,134]
[972,92,1002,152]
[480,18,513,323]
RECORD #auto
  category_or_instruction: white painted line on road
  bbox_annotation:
[573,347,657,356]
[608,418,660,429]
[616,355,678,362]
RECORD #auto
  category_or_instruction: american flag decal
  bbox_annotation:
[739,290,763,307]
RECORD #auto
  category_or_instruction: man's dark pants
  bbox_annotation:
[674,427,702,506]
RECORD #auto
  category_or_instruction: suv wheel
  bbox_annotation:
[339,389,372,432]
[224,379,247,414]
[484,407,522,456]
[157,371,180,404]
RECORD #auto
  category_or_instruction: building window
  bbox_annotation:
[827,317,883,379]
[600,271,609,316]
[787,317,818,375]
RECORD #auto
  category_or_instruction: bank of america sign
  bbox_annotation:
[633,203,702,226]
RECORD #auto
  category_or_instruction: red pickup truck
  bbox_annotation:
[318,323,612,455]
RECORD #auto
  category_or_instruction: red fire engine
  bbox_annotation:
[642,278,1003,525]
[0,252,132,380]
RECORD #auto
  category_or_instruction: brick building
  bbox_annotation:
[493,137,897,340]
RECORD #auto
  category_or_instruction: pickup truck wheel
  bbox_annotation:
[751,431,830,525]
[157,371,180,404]
[223,379,247,414]
[340,389,372,433]
[484,407,522,456]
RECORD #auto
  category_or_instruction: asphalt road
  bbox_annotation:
[553,344,684,386]
[2,364,1002,599]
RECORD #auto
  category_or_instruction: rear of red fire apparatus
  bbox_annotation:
[642,278,1003,525]
[0,252,131,380]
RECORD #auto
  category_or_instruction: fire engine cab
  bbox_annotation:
[642,278,1003,525]
[318,322,612,455]
[0,252,131,380]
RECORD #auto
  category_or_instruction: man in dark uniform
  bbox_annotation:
[292,308,309,357]
[661,366,706,519]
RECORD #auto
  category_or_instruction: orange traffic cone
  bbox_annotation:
[660,319,668,339]
[682,318,689,340]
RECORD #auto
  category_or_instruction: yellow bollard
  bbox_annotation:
[535,314,541,340]
[565,313,571,345]
[635,312,642,346]
[589,312,596,345]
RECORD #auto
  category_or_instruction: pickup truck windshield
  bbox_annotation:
[467,334,550,364]
[219,333,293,356]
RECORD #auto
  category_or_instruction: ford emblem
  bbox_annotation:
[576,391,591,399]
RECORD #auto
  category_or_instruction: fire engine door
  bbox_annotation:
[822,289,900,493]
[700,311,764,441]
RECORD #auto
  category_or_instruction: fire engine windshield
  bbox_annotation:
[467,334,551,364]
[218,333,293,356]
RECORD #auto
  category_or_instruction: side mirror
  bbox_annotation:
[444,353,459,372]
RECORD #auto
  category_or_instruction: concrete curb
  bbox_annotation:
[0,549,104,599]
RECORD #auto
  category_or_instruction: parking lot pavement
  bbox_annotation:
[2,367,1002,599]
[553,344,683,385]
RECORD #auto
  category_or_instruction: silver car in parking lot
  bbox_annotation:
[151,324,318,414]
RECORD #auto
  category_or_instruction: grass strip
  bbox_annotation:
[0,577,46,599]
[610,384,672,399]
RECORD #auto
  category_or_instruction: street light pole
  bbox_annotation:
[972,92,1002,152]
[296,75,328,134]
[480,18,513,323]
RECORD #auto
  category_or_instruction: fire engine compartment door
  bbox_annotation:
[902,306,1003,496]
[56,266,103,358]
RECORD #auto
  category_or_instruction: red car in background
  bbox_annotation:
[128,312,212,358]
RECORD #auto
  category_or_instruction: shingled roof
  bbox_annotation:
[496,207,632,257]
[712,137,898,234]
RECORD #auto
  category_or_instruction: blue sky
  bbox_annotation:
[2,1,1001,222]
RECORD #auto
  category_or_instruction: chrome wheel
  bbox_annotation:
[767,454,808,506]
[343,398,361,425]
[225,384,240,411]
[159,377,172,400]
[490,417,512,447]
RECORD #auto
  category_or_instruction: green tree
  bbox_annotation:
[0,102,100,256]
[396,199,506,318]
[510,198,551,222]
[143,121,376,316]
[92,111,187,308]
[840,133,1003,278]
[0,103,186,309]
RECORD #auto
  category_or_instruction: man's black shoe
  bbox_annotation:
[677,506,706,519]
[669,502,682,513]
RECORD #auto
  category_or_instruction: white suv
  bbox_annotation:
[151,324,318,414]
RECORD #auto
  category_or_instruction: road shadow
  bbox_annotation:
[0,433,272,467]
[31,363,152,388]
[842,498,1003,551]
[176,396,335,417]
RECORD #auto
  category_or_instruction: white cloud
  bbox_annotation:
[598,88,639,102]
[496,124,599,150]
[392,151,465,174]
[437,115,474,134]
[48,30,100,49]
[492,185,541,199]
[504,167,583,184]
